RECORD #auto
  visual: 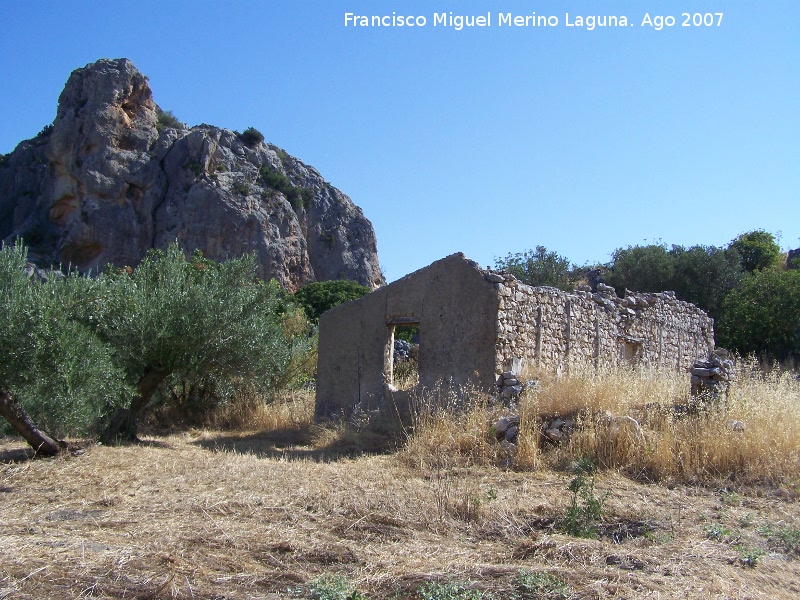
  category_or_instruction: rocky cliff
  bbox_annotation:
[0,58,384,291]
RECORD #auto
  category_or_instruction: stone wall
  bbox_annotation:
[315,254,498,421]
[316,254,716,423]
[490,271,714,375]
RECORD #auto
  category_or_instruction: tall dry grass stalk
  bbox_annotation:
[208,388,315,432]
[398,384,504,470]
[400,361,800,485]
[523,363,689,418]
[537,360,800,483]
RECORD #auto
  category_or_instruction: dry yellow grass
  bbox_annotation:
[527,361,800,484]
[402,361,800,485]
[400,388,503,472]
[1,365,799,599]
[2,430,799,599]
[208,389,317,433]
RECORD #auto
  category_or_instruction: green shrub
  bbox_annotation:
[233,178,251,196]
[495,246,576,290]
[36,124,53,138]
[261,167,292,192]
[309,574,367,600]
[418,580,487,600]
[514,570,570,599]
[156,109,182,131]
[717,268,800,361]
[239,126,264,148]
[778,526,800,555]
[260,165,312,210]
[666,245,743,319]
[559,457,608,538]
[293,279,371,323]
[705,523,733,542]
[736,545,764,568]
[395,325,418,343]
[604,244,674,294]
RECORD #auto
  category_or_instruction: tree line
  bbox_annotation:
[495,230,800,362]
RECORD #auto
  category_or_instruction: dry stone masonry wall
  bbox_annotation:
[487,270,714,376]
[314,253,717,424]
[690,348,734,401]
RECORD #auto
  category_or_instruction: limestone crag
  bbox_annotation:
[0,58,384,291]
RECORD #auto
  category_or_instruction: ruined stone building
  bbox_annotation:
[315,253,715,421]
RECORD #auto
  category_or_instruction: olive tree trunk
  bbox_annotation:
[100,367,168,444]
[0,388,66,456]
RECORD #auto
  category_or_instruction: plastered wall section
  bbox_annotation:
[494,277,714,374]
[315,254,499,421]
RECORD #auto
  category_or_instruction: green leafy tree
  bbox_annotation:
[155,300,317,426]
[729,230,782,272]
[717,269,800,361]
[293,279,371,323]
[604,244,675,295]
[93,244,313,443]
[0,242,129,455]
[495,245,576,290]
[668,245,743,319]
[605,242,750,320]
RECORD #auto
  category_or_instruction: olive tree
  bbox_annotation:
[0,242,128,455]
[93,244,313,443]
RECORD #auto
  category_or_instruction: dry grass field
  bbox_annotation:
[2,366,799,600]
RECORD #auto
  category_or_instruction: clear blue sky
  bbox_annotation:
[2,1,798,282]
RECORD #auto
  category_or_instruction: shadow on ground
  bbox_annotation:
[0,436,176,464]
[191,426,398,461]
[1,426,399,463]
[0,445,34,463]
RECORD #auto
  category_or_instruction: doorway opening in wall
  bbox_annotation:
[621,339,642,366]
[387,320,420,391]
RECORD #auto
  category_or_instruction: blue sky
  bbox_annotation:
[2,1,798,282]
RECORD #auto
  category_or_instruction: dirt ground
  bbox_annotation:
[1,429,799,599]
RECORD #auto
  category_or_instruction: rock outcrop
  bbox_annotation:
[789,248,800,269]
[0,58,384,291]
